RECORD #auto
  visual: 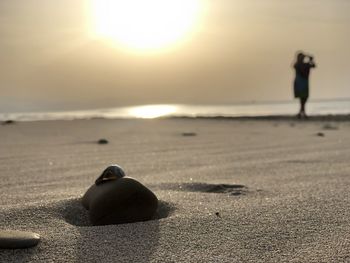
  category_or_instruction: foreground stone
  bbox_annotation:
[82,165,158,225]
[0,230,40,249]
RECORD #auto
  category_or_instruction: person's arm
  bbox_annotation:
[308,57,316,68]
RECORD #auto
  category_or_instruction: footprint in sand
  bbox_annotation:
[159,183,248,196]
[285,159,321,164]
[322,124,338,130]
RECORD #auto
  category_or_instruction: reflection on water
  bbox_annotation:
[128,105,178,119]
[1,99,350,121]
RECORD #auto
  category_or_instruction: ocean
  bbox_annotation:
[1,99,349,121]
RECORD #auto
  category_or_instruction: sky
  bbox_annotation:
[0,0,349,113]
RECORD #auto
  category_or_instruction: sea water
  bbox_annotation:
[1,99,349,121]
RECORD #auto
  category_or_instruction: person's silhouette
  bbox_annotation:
[293,51,316,118]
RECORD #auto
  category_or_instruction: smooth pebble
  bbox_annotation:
[98,139,109,144]
[0,230,40,249]
[82,165,158,225]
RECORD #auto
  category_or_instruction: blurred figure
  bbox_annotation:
[293,51,316,118]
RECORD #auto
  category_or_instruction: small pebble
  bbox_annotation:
[316,132,325,137]
[98,139,109,144]
[0,230,40,249]
[2,120,15,125]
[182,132,197,137]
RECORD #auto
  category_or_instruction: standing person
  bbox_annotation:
[293,51,316,118]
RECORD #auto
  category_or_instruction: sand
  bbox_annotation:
[0,117,350,262]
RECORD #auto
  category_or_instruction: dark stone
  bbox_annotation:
[82,165,126,210]
[316,132,325,137]
[98,139,109,144]
[0,230,40,249]
[182,132,197,137]
[82,166,158,225]
[2,120,15,125]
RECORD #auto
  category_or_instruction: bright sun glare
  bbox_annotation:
[128,105,178,119]
[90,0,203,52]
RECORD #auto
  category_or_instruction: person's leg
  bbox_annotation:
[301,97,308,117]
[297,98,303,118]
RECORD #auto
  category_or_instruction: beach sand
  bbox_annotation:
[0,118,350,262]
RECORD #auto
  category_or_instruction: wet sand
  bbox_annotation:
[0,117,350,262]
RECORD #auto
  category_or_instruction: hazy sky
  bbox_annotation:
[1,0,349,112]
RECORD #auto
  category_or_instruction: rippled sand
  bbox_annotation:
[0,118,350,262]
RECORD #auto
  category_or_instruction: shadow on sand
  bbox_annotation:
[60,198,175,262]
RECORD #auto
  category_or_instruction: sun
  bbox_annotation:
[90,0,204,52]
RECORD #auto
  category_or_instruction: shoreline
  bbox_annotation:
[168,114,350,122]
[2,113,350,124]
